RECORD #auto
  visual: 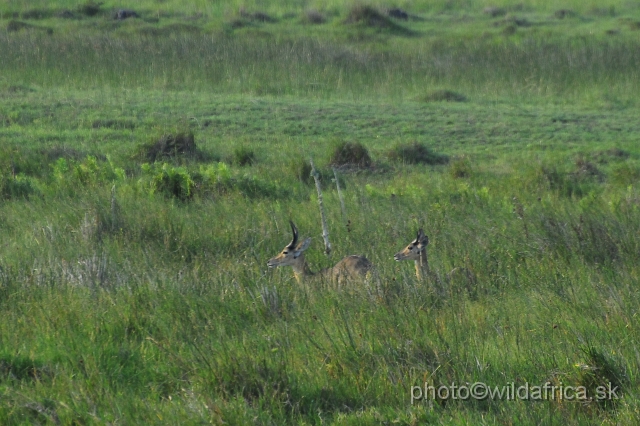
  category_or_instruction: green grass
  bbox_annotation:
[0,1,640,424]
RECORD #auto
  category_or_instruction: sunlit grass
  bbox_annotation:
[1,0,640,424]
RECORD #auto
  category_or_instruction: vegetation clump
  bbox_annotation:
[386,142,448,165]
[574,345,627,410]
[140,133,197,162]
[41,146,94,163]
[19,9,54,20]
[554,9,576,19]
[232,147,256,166]
[289,157,313,184]
[419,90,467,103]
[484,6,506,18]
[239,9,277,23]
[329,141,372,169]
[0,174,39,200]
[91,119,136,130]
[302,9,326,24]
[113,9,139,20]
[610,163,640,185]
[148,164,194,201]
[573,156,604,182]
[7,20,33,32]
[449,156,472,178]
[344,4,410,33]
[387,8,408,20]
[288,157,345,188]
[592,147,629,163]
[78,1,102,17]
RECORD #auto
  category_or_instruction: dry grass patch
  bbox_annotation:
[139,133,197,162]
[329,141,372,169]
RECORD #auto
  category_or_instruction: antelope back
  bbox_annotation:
[328,255,372,282]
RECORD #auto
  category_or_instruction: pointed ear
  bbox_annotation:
[417,228,424,241]
[294,237,311,257]
[420,234,429,247]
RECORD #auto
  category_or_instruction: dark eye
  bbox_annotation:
[283,251,289,255]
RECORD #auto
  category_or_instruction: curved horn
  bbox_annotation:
[287,220,298,249]
[416,228,424,242]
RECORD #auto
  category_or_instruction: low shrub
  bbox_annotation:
[0,174,39,200]
[344,4,411,34]
[146,163,194,201]
[138,132,197,162]
[449,156,472,178]
[386,142,448,165]
[232,147,256,166]
[329,141,372,169]
[303,9,326,24]
[53,156,125,187]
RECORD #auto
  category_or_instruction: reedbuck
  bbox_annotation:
[394,228,475,285]
[394,228,431,280]
[267,221,372,285]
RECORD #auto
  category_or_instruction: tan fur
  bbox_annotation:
[395,229,476,286]
[268,221,372,285]
[394,228,430,280]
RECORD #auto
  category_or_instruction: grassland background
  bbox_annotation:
[0,0,639,424]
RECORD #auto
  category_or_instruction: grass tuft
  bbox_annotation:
[575,345,627,410]
[91,119,136,130]
[239,9,277,23]
[0,354,52,382]
[78,1,102,17]
[329,141,372,169]
[289,157,313,184]
[449,156,472,178]
[386,142,449,165]
[344,4,411,34]
[231,147,256,166]
[418,90,467,103]
[483,7,506,18]
[573,156,604,182]
[302,9,326,24]
[139,133,197,162]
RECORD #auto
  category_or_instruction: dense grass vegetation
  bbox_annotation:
[1,0,640,424]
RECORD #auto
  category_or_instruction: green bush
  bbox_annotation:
[0,174,39,200]
[147,164,194,201]
[232,147,256,166]
[449,156,472,178]
[53,156,125,187]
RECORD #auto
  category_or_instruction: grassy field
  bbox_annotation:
[1,1,640,424]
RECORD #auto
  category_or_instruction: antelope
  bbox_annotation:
[394,228,430,280]
[394,228,475,285]
[267,221,372,285]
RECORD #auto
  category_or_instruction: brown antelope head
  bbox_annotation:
[267,221,312,282]
[394,228,430,279]
[268,221,372,285]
